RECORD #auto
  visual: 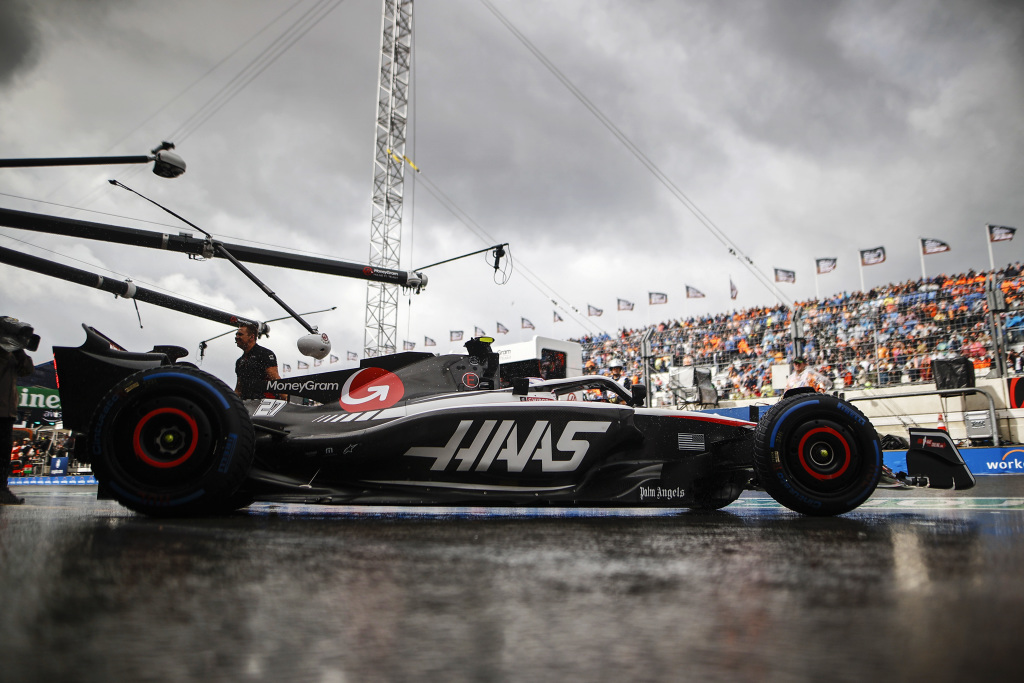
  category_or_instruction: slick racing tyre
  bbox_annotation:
[88,366,255,517]
[753,392,881,516]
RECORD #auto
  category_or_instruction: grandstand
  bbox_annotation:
[573,263,1024,442]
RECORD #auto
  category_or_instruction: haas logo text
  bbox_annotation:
[405,419,611,473]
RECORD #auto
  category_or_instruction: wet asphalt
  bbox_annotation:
[2,479,1024,683]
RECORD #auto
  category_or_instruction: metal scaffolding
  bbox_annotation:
[364,0,413,358]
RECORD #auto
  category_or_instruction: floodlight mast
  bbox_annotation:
[364,0,414,358]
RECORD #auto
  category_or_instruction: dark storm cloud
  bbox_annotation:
[384,0,1024,270]
[644,0,1024,160]
[411,1,717,245]
[0,0,136,96]
[0,0,40,87]
[723,2,917,154]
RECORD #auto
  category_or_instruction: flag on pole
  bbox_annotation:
[424,336,436,347]
[496,322,509,334]
[617,298,634,311]
[649,292,668,305]
[346,351,358,361]
[522,317,535,330]
[474,326,486,337]
[329,354,339,364]
[921,238,951,255]
[553,310,563,322]
[988,224,1016,242]
[729,278,738,300]
[282,363,292,373]
[297,360,309,370]
[685,285,705,299]
[860,247,886,266]
[587,305,603,316]
[816,257,837,274]
[450,330,464,342]
[774,268,796,283]
[403,341,416,350]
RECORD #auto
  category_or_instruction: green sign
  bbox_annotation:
[18,387,61,410]
[17,387,62,425]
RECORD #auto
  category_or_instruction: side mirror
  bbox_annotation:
[630,383,648,407]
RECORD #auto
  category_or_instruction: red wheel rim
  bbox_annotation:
[797,426,851,480]
[132,407,199,468]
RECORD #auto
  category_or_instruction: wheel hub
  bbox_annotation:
[156,426,187,456]
[796,425,852,481]
[809,441,835,468]
[132,406,200,469]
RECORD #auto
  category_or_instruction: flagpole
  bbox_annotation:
[858,256,865,293]
[814,266,820,300]
[986,224,995,271]
[919,238,926,280]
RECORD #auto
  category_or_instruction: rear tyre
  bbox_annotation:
[88,366,255,516]
[753,392,881,516]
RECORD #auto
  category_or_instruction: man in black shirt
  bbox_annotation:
[234,322,282,400]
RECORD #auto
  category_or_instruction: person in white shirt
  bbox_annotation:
[786,356,833,393]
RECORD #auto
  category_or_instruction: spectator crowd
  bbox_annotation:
[573,263,1024,402]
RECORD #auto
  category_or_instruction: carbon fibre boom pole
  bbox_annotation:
[0,207,426,289]
[0,155,150,167]
[0,245,257,328]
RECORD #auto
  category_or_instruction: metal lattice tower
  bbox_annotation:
[364,0,413,358]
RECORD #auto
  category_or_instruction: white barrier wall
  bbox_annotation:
[716,377,1021,443]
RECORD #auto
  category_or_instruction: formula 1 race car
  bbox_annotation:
[53,327,975,518]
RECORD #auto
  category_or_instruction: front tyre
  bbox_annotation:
[753,393,881,516]
[88,366,255,516]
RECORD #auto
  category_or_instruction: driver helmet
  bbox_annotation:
[608,358,624,369]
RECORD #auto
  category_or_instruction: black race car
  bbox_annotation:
[53,326,975,517]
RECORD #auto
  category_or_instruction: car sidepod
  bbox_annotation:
[251,401,654,503]
[248,399,758,509]
[629,411,756,509]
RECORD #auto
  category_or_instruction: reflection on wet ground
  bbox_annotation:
[2,479,1024,682]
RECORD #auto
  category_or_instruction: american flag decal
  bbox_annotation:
[677,433,705,451]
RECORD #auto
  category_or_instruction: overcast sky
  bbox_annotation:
[2,0,1023,382]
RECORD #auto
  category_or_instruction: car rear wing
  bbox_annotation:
[53,325,171,433]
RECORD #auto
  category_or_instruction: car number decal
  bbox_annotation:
[253,399,288,418]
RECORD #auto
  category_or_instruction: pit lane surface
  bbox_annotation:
[3,479,1024,682]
